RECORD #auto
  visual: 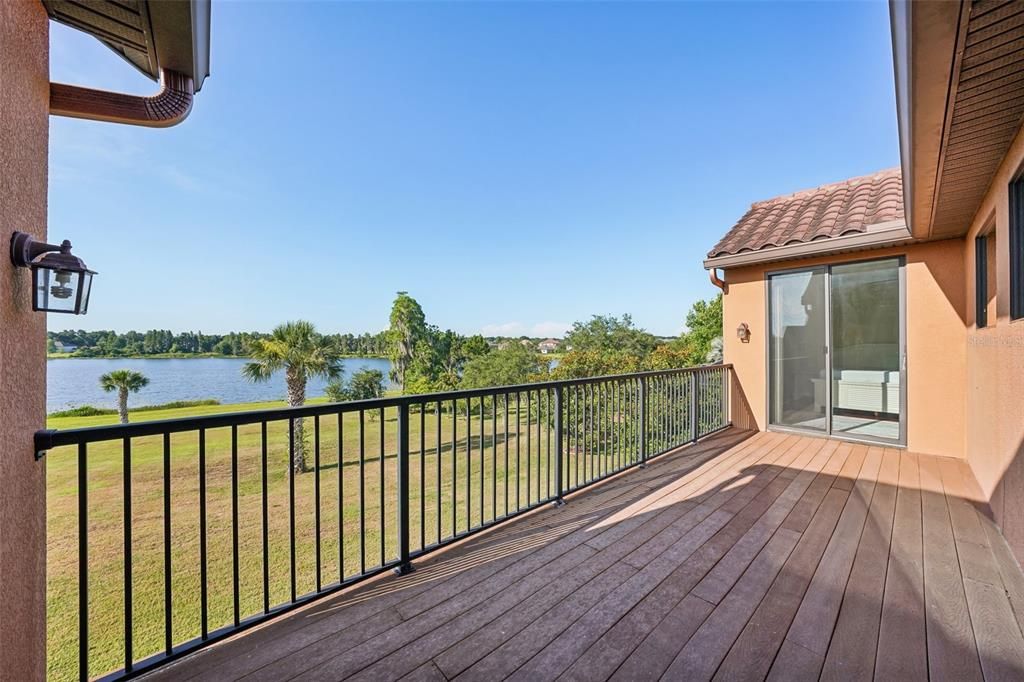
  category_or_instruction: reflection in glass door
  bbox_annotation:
[767,258,905,445]
[830,259,902,442]
[768,268,827,432]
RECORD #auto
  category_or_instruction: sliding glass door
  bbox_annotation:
[768,257,905,445]
[768,268,828,432]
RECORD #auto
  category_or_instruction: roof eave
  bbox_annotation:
[703,220,913,270]
[45,0,210,92]
[891,0,962,241]
[149,0,211,92]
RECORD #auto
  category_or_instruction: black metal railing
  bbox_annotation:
[38,364,731,681]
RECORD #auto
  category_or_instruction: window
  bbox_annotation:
[977,234,989,328]
[976,227,997,328]
[1011,175,1024,319]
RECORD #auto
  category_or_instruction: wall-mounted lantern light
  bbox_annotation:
[10,232,96,315]
[736,322,751,343]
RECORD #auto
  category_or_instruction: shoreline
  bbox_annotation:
[47,353,388,360]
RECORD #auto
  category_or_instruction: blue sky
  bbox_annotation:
[48,1,898,338]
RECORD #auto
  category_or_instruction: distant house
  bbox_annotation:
[53,341,77,353]
[537,339,560,354]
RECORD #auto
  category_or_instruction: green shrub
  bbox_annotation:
[48,399,220,418]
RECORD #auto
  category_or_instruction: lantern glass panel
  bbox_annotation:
[79,271,93,314]
[33,267,86,314]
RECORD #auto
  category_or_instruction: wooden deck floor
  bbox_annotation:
[150,429,1024,681]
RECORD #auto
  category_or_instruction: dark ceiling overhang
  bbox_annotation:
[43,0,210,92]
[892,0,1024,240]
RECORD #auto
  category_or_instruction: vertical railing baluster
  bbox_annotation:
[639,377,648,466]
[503,394,509,517]
[314,416,321,592]
[479,396,485,525]
[574,386,580,487]
[231,424,240,626]
[516,391,524,507]
[396,403,411,574]
[344,409,348,577]
[379,408,385,566]
[451,399,457,534]
[78,442,89,681]
[436,401,442,544]
[465,399,471,531]
[554,385,564,503]
[673,375,679,445]
[199,428,208,638]
[288,419,296,603]
[162,433,172,656]
[123,437,133,672]
[492,393,498,521]
[546,388,552,499]
[585,384,590,481]
[537,390,543,501]
[691,371,699,443]
[601,382,607,477]
[526,391,532,504]
[420,404,426,552]
[261,422,269,613]
[359,410,366,575]
[612,381,618,472]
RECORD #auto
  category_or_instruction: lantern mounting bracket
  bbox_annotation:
[10,231,68,268]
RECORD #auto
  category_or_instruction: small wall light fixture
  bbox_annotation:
[736,323,751,343]
[10,232,96,314]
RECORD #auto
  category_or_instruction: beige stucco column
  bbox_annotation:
[0,0,49,678]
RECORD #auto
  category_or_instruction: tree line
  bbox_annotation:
[385,291,723,391]
[47,329,391,358]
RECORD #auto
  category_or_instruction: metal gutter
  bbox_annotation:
[50,69,194,128]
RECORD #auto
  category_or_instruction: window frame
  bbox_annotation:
[976,233,989,328]
[1010,174,1024,320]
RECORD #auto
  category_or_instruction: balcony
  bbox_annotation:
[38,365,1024,680]
[42,367,732,680]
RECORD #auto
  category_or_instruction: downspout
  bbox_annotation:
[708,267,727,294]
[50,69,194,128]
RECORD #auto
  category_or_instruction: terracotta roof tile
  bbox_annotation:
[708,168,904,258]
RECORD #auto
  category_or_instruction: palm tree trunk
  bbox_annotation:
[118,387,129,424]
[286,369,307,472]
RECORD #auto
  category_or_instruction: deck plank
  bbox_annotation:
[874,451,928,682]
[919,454,984,682]
[768,445,880,679]
[819,447,898,681]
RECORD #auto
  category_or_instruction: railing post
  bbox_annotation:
[395,402,413,575]
[553,385,565,504]
[690,371,699,443]
[639,376,648,467]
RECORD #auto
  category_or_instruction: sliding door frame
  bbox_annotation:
[764,255,906,447]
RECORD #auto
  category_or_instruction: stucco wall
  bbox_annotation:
[0,0,49,678]
[721,240,967,459]
[963,123,1024,557]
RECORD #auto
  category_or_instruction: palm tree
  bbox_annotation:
[242,321,342,472]
[99,370,150,424]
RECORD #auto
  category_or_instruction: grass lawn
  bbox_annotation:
[45,395,591,680]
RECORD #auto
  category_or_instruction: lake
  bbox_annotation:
[47,357,393,413]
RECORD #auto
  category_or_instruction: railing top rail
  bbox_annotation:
[35,364,731,452]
